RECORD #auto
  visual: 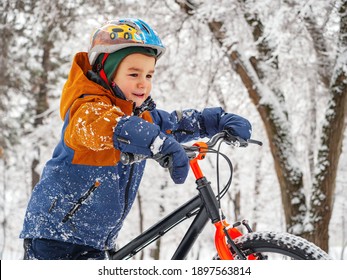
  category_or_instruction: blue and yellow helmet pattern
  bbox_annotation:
[88,18,165,66]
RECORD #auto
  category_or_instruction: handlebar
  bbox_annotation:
[120,152,172,167]
[196,131,262,149]
[120,131,262,165]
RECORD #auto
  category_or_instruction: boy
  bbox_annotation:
[20,18,252,259]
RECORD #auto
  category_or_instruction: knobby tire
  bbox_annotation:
[229,231,331,260]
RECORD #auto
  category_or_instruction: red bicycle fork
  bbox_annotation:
[190,142,255,260]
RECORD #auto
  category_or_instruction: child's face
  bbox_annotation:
[113,53,156,107]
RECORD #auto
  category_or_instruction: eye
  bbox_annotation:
[129,73,138,77]
[146,74,153,79]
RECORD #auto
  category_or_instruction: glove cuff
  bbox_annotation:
[113,116,160,156]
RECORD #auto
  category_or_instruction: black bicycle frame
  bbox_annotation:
[110,194,208,259]
[111,176,222,260]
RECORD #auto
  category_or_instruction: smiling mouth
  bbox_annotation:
[132,93,145,97]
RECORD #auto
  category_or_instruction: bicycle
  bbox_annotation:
[111,131,331,260]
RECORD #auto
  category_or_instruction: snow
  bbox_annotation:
[1,0,346,260]
[150,135,166,155]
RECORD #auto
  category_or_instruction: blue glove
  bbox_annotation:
[200,107,252,140]
[219,113,252,141]
[113,116,189,184]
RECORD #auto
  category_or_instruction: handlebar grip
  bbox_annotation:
[153,154,172,169]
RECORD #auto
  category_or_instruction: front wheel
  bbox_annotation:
[225,231,331,260]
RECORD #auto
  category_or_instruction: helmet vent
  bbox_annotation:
[141,23,151,34]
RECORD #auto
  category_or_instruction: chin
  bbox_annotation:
[134,101,143,107]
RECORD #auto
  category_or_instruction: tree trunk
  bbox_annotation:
[303,1,347,252]
[307,68,347,251]
[176,0,347,252]
[30,37,52,189]
[208,20,307,233]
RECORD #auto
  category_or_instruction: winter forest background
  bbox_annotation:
[1,0,347,260]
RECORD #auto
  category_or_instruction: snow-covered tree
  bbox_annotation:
[1,0,346,259]
[176,0,347,251]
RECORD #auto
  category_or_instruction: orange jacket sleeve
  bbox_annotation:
[64,95,124,152]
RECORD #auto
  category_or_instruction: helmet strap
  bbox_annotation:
[97,53,110,85]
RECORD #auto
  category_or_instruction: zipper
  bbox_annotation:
[62,181,101,223]
[133,96,156,116]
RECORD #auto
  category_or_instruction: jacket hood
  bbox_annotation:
[60,52,113,120]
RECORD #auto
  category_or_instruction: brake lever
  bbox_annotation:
[223,130,263,147]
[224,135,248,147]
[248,139,263,146]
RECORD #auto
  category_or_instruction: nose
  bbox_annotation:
[137,76,147,89]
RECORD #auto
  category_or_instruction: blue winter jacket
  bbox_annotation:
[20,52,249,250]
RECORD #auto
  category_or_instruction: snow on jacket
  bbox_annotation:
[20,52,223,250]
